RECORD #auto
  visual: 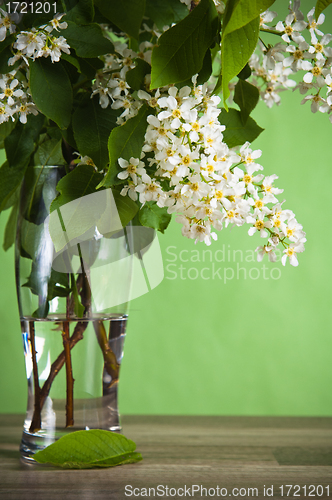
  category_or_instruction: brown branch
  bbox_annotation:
[62,321,74,427]
[29,321,41,432]
[29,321,87,432]
[93,320,119,385]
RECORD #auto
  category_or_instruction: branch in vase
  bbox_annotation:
[29,321,41,432]
[77,244,119,385]
[93,320,119,386]
[29,321,87,432]
[62,321,74,427]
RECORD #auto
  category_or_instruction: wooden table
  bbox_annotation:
[1,415,332,499]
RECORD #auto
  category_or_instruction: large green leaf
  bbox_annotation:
[33,429,142,468]
[1,118,44,213]
[5,125,34,171]
[100,104,150,188]
[60,22,114,58]
[0,121,15,149]
[20,219,44,259]
[223,0,276,34]
[126,59,151,91]
[315,0,332,18]
[0,46,12,73]
[150,0,218,89]
[144,0,188,29]
[222,17,260,107]
[234,79,260,125]
[221,0,276,107]
[29,59,73,129]
[112,189,139,228]
[139,202,171,233]
[21,164,63,225]
[219,108,264,148]
[94,0,145,39]
[66,0,95,24]
[72,96,119,170]
[50,165,103,213]
[4,113,44,171]
[49,165,104,251]
[34,139,65,167]
[76,56,104,79]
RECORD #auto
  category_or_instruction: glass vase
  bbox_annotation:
[15,165,134,462]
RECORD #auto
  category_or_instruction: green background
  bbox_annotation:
[0,0,331,416]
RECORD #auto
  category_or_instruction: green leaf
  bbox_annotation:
[0,118,43,212]
[49,165,111,252]
[213,74,222,96]
[0,161,25,213]
[3,198,19,251]
[94,0,145,39]
[34,139,65,167]
[234,79,259,124]
[100,103,150,188]
[61,125,78,150]
[197,49,213,85]
[315,0,332,19]
[72,97,120,170]
[23,267,71,301]
[76,56,104,79]
[0,34,15,53]
[4,125,33,170]
[219,108,264,148]
[139,202,171,233]
[221,0,276,107]
[144,0,188,29]
[20,219,44,259]
[150,0,218,89]
[223,0,276,33]
[66,0,95,24]
[237,63,252,80]
[5,114,45,170]
[21,164,62,225]
[29,58,73,129]
[222,17,260,107]
[0,120,15,149]
[126,59,151,91]
[60,53,81,72]
[112,189,139,227]
[60,22,114,58]
[50,165,103,213]
[33,429,142,469]
[0,46,12,73]
[126,214,156,255]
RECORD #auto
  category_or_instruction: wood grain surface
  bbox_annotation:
[0,415,332,499]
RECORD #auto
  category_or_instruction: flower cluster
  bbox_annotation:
[116,81,306,266]
[0,6,17,42]
[0,71,37,123]
[10,14,70,65]
[247,1,332,122]
[0,13,70,124]
[91,39,153,123]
